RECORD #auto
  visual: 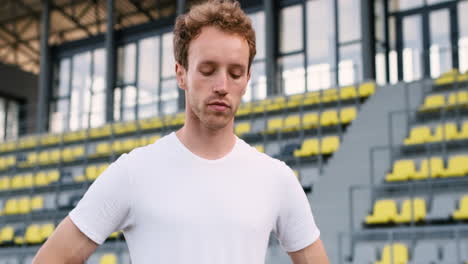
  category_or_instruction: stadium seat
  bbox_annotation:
[11,174,25,190]
[426,195,455,222]
[386,160,416,182]
[98,164,109,176]
[235,122,251,137]
[457,121,468,140]
[419,94,446,111]
[358,82,376,97]
[100,253,118,264]
[339,86,357,100]
[72,146,85,160]
[266,117,284,134]
[294,138,319,157]
[321,88,338,103]
[138,137,149,147]
[25,224,42,244]
[3,199,18,215]
[0,226,14,244]
[394,198,426,223]
[48,170,60,184]
[441,155,468,177]
[411,241,438,264]
[236,103,252,116]
[286,94,305,109]
[412,157,444,179]
[21,152,38,167]
[302,112,319,129]
[448,90,468,108]
[108,231,121,240]
[18,197,31,214]
[40,134,61,146]
[148,135,161,144]
[34,172,49,187]
[41,223,54,241]
[63,130,87,142]
[365,199,398,224]
[0,141,16,153]
[86,166,98,181]
[253,145,264,153]
[92,142,112,157]
[320,136,340,154]
[340,107,357,124]
[320,110,339,126]
[138,117,164,130]
[375,243,408,264]
[89,124,112,138]
[14,227,25,245]
[122,138,137,153]
[252,99,268,113]
[18,136,38,149]
[303,91,321,106]
[429,123,458,142]
[434,69,459,85]
[111,140,124,154]
[441,241,458,264]
[23,173,34,188]
[404,126,432,145]
[49,149,61,164]
[38,151,50,165]
[352,244,377,264]
[453,195,468,220]
[266,96,286,111]
[113,121,137,134]
[61,147,74,162]
[283,114,301,132]
[0,176,10,191]
[31,196,44,212]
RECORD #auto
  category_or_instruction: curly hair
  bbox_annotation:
[173,0,256,70]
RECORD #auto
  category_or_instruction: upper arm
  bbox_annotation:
[33,216,99,264]
[288,238,330,264]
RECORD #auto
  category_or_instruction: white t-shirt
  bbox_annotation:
[69,132,320,263]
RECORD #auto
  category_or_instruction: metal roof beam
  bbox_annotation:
[50,2,93,37]
[127,0,154,21]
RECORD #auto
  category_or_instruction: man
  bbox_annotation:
[33,1,329,263]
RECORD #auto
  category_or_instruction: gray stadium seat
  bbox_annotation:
[352,243,377,264]
[409,241,439,264]
[440,241,459,264]
[426,195,456,222]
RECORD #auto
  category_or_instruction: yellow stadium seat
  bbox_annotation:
[38,151,50,165]
[18,197,31,214]
[63,130,87,142]
[386,160,416,182]
[40,134,61,146]
[286,94,305,109]
[339,86,357,100]
[294,138,319,157]
[112,140,124,154]
[21,152,38,167]
[86,166,98,181]
[252,99,268,113]
[419,94,446,111]
[375,243,409,264]
[25,224,42,244]
[304,91,321,106]
[31,196,44,212]
[302,112,319,129]
[283,114,301,132]
[358,82,376,97]
[165,112,185,126]
[253,145,264,153]
[0,226,14,244]
[0,141,16,153]
[458,121,468,140]
[109,231,120,239]
[113,121,137,135]
[23,173,33,188]
[34,172,49,187]
[49,149,61,164]
[365,200,398,224]
[73,146,85,160]
[11,175,24,190]
[138,117,164,130]
[61,148,74,162]
[235,122,251,137]
[340,107,357,124]
[321,88,338,103]
[404,126,432,145]
[89,124,112,138]
[442,155,468,177]
[453,195,468,220]
[394,198,426,223]
[41,223,55,241]
[48,170,60,184]
[14,232,25,245]
[412,157,444,180]
[321,136,340,154]
[18,136,38,149]
[98,164,109,176]
[266,96,286,111]
[0,176,10,191]
[266,118,284,134]
[74,174,86,183]
[4,199,18,215]
[149,135,161,144]
[448,91,468,108]
[100,253,118,264]
[93,142,112,157]
[236,103,252,116]
[122,138,137,153]
[429,123,458,142]
[434,68,460,86]
[320,110,339,126]
[138,137,149,147]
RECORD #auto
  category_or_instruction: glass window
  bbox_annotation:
[117,43,136,85]
[138,36,160,118]
[56,59,70,97]
[123,86,137,121]
[459,1,468,72]
[70,52,91,131]
[160,79,178,114]
[339,44,362,86]
[5,101,18,140]
[245,61,266,102]
[280,5,303,53]
[307,0,335,90]
[402,15,423,82]
[338,0,361,42]
[280,54,305,95]
[389,0,424,12]
[90,49,106,128]
[429,9,451,78]
[0,99,5,140]
[249,11,265,59]
[162,32,175,78]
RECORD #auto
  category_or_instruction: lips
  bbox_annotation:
[207,101,231,112]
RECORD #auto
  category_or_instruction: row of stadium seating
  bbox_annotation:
[0,82,375,154]
[365,195,468,225]
[404,121,468,145]
[0,195,53,216]
[353,241,468,264]
[419,90,468,112]
[235,107,357,136]
[386,155,468,182]
[0,170,59,190]
[433,68,468,86]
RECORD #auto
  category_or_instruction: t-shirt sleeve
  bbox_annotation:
[272,163,321,252]
[68,153,134,245]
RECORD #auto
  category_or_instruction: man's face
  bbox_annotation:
[176,26,251,130]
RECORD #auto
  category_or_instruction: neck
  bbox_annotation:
[175,110,237,160]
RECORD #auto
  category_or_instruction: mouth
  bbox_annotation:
[207,101,231,112]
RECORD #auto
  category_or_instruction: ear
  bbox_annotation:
[175,63,187,90]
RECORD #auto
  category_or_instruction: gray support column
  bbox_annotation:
[361,0,375,81]
[265,0,278,95]
[177,0,187,111]
[36,0,51,133]
[105,0,116,122]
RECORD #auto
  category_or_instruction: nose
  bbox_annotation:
[213,71,228,96]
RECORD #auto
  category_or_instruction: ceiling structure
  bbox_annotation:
[0,0,177,74]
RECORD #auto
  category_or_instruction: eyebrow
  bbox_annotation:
[198,60,246,70]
